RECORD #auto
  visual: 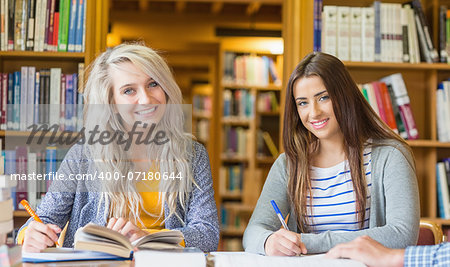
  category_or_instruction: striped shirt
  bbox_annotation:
[306,147,372,233]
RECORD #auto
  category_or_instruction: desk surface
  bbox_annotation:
[20,260,133,267]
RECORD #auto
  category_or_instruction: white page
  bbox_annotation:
[134,249,206,267]
[211,252,366,267]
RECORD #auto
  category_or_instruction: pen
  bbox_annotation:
[270,200,290,231]
[20,199,60,247]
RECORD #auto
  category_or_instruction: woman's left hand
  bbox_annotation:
[107,218,148,242]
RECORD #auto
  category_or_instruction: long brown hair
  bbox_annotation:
[283,52,411,232]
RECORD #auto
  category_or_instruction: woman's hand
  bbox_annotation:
[107,218,148,242]
[264,228,307,256]
[22,221,61,252]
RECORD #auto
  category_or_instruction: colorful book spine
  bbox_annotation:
[75,0,85,52]
[15,146,28,209]
[0,74,6,130]
[67,0,78,52]
[57,0,70,51]
[25,0,36,50]
[381,73,418,140]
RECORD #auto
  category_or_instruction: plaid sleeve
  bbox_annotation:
[404,243,450,267]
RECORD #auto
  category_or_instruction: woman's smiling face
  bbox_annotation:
[111,61,167,129]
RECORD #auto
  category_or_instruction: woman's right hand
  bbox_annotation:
[22,221,61,252]
[264,228,307,256]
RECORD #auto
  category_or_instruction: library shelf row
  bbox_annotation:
[0,51,85,59]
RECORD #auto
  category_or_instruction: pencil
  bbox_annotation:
[20,199,60,247]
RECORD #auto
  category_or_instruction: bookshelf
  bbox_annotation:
[0,0,108,229]
[216,38,283,251]
[286,0,450,237]
[192,83,213,151]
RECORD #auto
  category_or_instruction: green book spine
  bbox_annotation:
[57,0,70,51]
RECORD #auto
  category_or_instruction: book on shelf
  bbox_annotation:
[257,91,279,113]
[222,52,280,86]
[0,0,86,52]
[257,130,278,158]
[437,161,450,219]
[0,64,84,131]
[380,73,418,140]
[411,0,439,63]
[73,223,184,258]
[219,164,244,194]
[336,6,350,61]
[321,5,337,57]
[320,1,442,63]
[349,7,362,62]
[437,82,450,142]
[439,5,448,63]
[313,0,322,52]
[361,7,375,62]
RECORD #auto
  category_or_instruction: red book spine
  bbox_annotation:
[53,11,59,50]
[371,81,387,123]
[379,82,398,133]
[47,0,56,51]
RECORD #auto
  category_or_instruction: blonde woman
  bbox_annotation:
[18,43,219,252]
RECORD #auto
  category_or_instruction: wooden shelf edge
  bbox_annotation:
[193,112,211,119]
[407,140,450,148]
[223,203,255,212]
[221,155,249,162]
[13,210,29,217]
[0,51,85,59]
[222,83,282,91]
[344,61,450,70]
[220,191,243,200]
[221,227,246,236]
[257,111,280,116]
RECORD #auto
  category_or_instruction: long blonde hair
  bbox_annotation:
[82,43,194,225]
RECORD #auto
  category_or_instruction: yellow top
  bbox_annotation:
[135,177,165,229]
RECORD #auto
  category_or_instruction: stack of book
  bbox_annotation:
[320,0,439,63]
[0,139,16,246]
[358,73,419,140]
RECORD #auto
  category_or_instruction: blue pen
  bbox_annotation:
[270,200,289,231]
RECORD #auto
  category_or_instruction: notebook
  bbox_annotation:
[74,223,184,258]
[22,247,130,263]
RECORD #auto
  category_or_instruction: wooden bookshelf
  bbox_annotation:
[0,51,85,59]
[216,40,283,248]
[1,0,109,229]
[285,0,450,236]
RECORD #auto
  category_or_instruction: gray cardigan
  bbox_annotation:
[18,142,219,252]
[243,139,420,254]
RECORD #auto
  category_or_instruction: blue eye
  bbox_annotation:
[148,81,159,88]
[123,88,134,95]
[319,95,330,101]
[297,101,307,107]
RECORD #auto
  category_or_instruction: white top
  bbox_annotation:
[306,147,372,233]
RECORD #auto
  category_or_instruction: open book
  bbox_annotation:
[74,223,184,258]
